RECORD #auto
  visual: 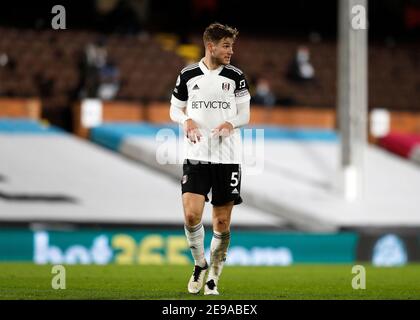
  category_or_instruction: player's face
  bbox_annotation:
[211,37,234,65]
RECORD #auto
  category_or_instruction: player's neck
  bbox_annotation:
[203,56,222,70]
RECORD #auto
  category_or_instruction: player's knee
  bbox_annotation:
[184,211,201,226]
[214,217,230,230]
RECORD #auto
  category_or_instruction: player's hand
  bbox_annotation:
[211,122,234,138]
[184,119,202,143]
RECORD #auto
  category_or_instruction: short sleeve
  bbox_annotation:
[171,74,188,107]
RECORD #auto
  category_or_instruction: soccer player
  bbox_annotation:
[169,23,251,295]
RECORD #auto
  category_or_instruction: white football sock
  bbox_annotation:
[207,230,230,283]
[184,222,206,268]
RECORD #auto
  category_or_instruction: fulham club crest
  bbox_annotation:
[222,82,230,91]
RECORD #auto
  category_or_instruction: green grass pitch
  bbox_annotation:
[0,263,419,300]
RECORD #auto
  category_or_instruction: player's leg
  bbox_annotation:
[204,163,242,295]
[183,192,207,267]
[204,201,234,295]
[181,160,211,294]
[183,193,208,294]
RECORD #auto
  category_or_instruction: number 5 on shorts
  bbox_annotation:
[230,172,239,187]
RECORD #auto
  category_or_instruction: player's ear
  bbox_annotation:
[207,41,216,55]
[206,41,213,53]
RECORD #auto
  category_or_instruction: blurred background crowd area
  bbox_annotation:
[0,0,419,132]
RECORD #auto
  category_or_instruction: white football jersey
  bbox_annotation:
[171,59,251,164]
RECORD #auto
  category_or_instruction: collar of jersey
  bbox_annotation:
[199,59,224,75]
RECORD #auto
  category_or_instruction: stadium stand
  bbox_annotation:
[1,1,420,270]
[1,26,420,128]
[0,0,418,218]
[2,24,418,232]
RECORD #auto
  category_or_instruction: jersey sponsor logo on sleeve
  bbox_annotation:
[235,89,249,98]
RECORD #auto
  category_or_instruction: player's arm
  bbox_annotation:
[170,74,202,143]
[212,101,250,137]
[169,103,189,124]
[225,100,250,128]
[213,73,251,136]
[170,104,202,143]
